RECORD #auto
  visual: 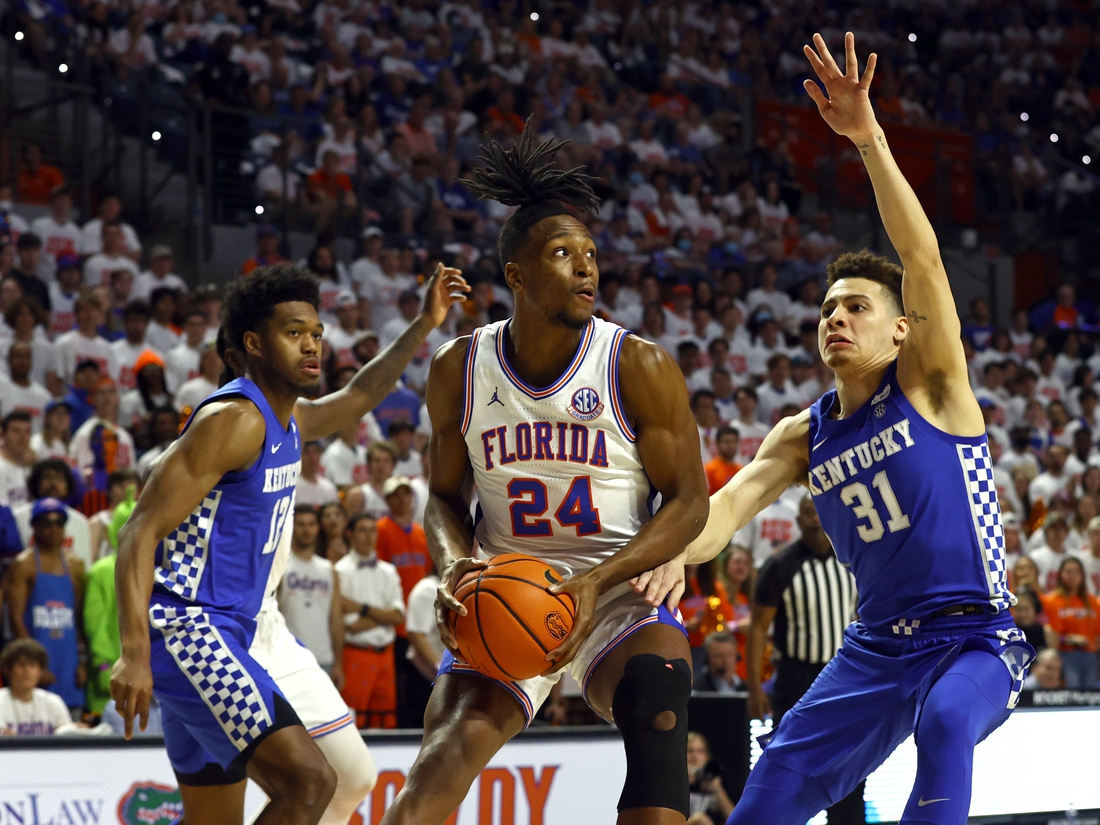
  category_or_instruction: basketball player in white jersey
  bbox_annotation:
[379,123,710,825]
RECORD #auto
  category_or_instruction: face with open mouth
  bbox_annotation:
[818,277,904,371]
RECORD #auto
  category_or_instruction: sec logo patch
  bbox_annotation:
[568,386,605,421]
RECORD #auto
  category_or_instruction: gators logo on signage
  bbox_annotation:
[117,782,183,825]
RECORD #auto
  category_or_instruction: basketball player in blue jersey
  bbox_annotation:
[379,122,709,825]
[109,262,469,825]
[634,34,1035,825]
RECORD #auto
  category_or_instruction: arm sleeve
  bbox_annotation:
[753,556,784,608]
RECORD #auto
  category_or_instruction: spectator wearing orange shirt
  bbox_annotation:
[648,74,692,120]
[705,426,743,494]
[487,88,526,139]
[1041,556,1100,688]
[680,559,734,671]
[375,474,431,727]
[306,150,357,234]
[240,225,285,275]
[16,144,64,206]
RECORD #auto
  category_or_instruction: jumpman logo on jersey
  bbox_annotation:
[487,388,504,407]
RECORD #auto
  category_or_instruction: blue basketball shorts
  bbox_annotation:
[149,603,300,780]
[758,611,1034,804]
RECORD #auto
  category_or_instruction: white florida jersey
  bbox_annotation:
[461,318,651,578]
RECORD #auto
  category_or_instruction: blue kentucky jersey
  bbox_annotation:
[151,378,301,627]
[806,361,1014,628]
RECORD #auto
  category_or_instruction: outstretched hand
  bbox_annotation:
[803,32,879,140]
[421,263,471,329]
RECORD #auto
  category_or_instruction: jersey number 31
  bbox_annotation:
[839,471,910,543]
[509,477,602,537]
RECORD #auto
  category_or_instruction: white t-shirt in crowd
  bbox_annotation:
[145,321,181,355]
[355,270,417,330]
[164,342,201,393]
[405,573,444,665]
[0,337,54,388]
[79,219,141,257]
[0,688,74,736]
[732,419,771,465]
[278,552,336,667]
[321,439,369,487]
[110,339,157,391]
[295,474,340,506]
[51,330,115,383]
[175,376,218,414]
[82,253,139,289]
[335,551,405,649]
[323,326,360,364]
[733,495,801,568]
[0,456,29,505]
[48,285,80,335]
[29,215,81,274]
[133,271,188,302]
[0,377,51,432]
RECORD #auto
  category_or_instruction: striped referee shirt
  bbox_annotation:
[754,541,857,665]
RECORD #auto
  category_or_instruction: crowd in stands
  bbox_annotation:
[4,0,1100,736]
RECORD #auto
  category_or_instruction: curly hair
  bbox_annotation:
[222,263,320,352]
[826,250,905,316]
[460,117,600,265]
[0,638,49,675]
[28,459,75,500]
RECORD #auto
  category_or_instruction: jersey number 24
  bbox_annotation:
[509,477,602,537]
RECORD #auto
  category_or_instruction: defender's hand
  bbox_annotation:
[803,32,879,140]
[546,572,598,673]
[421,263,470,329]
[435,556,488,655]
[109,654,153,739]
[630,552,687,611]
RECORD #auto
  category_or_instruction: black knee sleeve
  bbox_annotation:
[612,654,692,816]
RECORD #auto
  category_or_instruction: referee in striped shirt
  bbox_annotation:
[746,494,863,824]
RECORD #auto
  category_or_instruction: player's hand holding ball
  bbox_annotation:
[544,569,599,673]
[442,554,580,680]
[435,555,489,655]
[421,262,471,329]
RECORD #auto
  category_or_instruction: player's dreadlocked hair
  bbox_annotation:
[222,262,319,353]
[461,117,600,265]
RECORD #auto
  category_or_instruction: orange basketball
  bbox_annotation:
[448,554,575,682]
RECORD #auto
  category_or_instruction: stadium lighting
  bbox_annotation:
[530,11,539,20]
[152,131,162,141]
[58,63,68,73]
[1020,112,1029,122]
[908,33,917,43]
[1085,155,1093,165]
[614,62,622,71]
[14,31,24,41]
[255,205,265,215]
[1050,133,1059,143]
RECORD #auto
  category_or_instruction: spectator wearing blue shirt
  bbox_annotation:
[373,386,421,437]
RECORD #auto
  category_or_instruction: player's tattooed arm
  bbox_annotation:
[293,263,470,442]
[804,31,974,412]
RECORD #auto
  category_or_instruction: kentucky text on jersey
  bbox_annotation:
[808,419,915,495]
[480,423,609,471]
[262,462,301,493]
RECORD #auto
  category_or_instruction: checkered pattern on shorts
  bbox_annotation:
[154,491,221,602]
[152,604,272,751]
[956,443,1012,608]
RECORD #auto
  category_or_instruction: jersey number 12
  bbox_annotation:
[262,494,293,555]
[839,470,910,543]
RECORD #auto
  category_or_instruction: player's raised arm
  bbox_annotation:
[422,337,485,654]
[110,401,267,738]
[632,410,810,608]
[293,264,469,442]
[803,33,971,393]
[547,337,710,668]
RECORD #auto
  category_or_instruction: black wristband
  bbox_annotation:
[359,604,371,618]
